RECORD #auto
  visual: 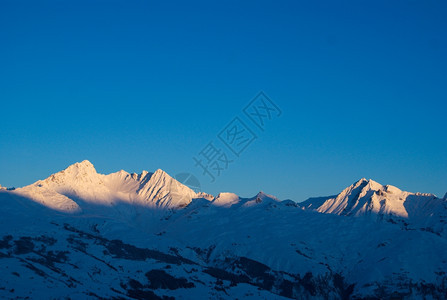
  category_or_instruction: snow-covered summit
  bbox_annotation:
[301,178,442,220]
[39,159,102,188]
[212,192,240,207]
[240,191,281,208]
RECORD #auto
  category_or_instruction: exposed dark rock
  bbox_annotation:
[145,269,195,290]
[14,237,35,255]
[0,235,13,249]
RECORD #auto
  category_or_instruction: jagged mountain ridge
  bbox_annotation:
[5,161,447,236]
[13,160,213,213]
[11,161,445,223]
[10,160,284,215]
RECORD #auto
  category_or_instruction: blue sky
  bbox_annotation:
[0,1,446,201]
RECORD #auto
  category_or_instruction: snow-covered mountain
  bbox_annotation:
[300,178,447,237]
[13,160,212,213]
[301,178,438,218]
[0,161,446,299]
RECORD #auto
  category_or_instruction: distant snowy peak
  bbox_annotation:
[239,191,281,208]
[251,191,280,204]
[212,191,289,208]
[66,159,96,173]
[14,161,213,211]
[302,178,442,220]
[213,192,240,207]
[256,191,279,201]
[38,160,103,189]
[57,159,97,178]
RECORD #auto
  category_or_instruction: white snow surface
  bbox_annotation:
[0,161,446,299]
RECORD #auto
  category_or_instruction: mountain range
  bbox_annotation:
[0,160,446,299]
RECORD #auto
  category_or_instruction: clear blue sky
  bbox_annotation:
[1,1,446,201]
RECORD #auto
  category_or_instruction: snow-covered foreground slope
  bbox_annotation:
[0,161,446,299]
